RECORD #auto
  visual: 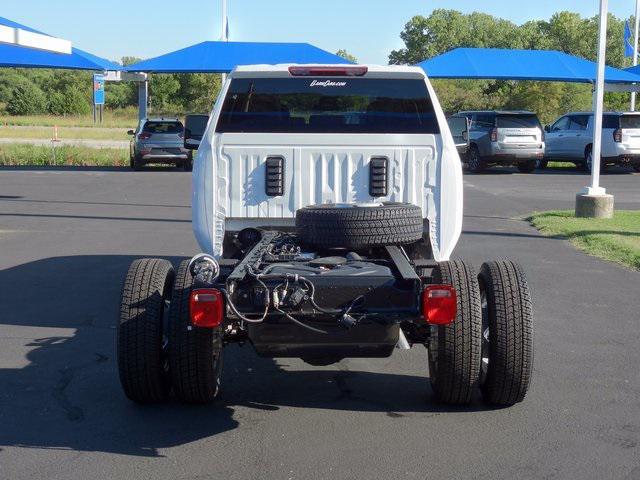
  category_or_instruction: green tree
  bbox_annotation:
[149,74,182,113]
[6,80,47,115]
[336,49,358,63]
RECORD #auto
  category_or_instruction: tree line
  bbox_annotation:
[390,10,635,122]
[0,10,636,122]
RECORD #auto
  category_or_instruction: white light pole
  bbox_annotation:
[221,0,229,84]
[631,0,640,111]
[575,0,614,217]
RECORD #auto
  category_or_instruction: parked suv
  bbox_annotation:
[117,65,534,409]
[544,111,640,172]
[457,110,545,173]
[128,117,191,171]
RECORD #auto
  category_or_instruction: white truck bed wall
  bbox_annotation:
[192,70,463,262]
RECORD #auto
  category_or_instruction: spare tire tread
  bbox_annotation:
[296,203,423,249]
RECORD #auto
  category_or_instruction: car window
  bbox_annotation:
[568,115,588,131]
[447,116,468,144]
[619,115,640,129]
[551,117,569,132]
[496,114,541,129]
[216,78,440,134]
[474,114,494,130]
[143,121,184,134]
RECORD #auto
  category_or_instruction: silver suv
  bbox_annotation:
[128,118,190,171]
[458,111,545,173]
[543,112,640,172]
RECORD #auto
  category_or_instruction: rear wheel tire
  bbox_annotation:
[132,154,143,171]
[478,260,533,406]
[467,146,484,173]
[633,164,640,172]
[517,160,536,173]
[118,258,175,403]
[168,260,223,404]
[428,260,482,405]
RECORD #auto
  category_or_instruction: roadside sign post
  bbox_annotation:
[93,73,105,124]
[575,0,614,218]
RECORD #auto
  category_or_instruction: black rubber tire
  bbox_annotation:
[183,153,193,172]
[517,160,536,173]
[633,164,640,172]
[296,202,423,250]
[132,154,143,171]
[428,260,483,404]
[583,146,593,172]
[168,260,223,404]
[118,258,175,403]
[478,260,533,406]
[467,146,484,173]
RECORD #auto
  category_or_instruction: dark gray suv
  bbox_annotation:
[128,118,190,171]
[458,111,545,173]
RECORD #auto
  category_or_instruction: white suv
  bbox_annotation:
[544,111,640,172]
[116,65,534,408]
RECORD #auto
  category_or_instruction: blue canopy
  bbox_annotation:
[124,41,352,73]
[0,17,120,71]
[417,48,640,84]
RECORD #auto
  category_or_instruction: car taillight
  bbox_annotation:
[288,66,368,76]
[138,132,152,140]
[422,285,457,325]
[490,128,498,142]
[190,288,224,328]
[613,128,622,142]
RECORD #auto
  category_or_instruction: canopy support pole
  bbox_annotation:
[632,0,640,111]
[221,0,229,84]
[138,76,148,121]
[575,0,614,218]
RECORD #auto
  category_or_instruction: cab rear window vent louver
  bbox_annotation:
[369,157,388,197]
[265,156,285,197]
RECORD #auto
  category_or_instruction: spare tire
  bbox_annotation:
[296,202,423,249]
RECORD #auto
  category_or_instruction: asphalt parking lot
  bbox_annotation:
[0,166,639,480]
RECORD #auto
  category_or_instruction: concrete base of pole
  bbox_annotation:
[575,193,614,218]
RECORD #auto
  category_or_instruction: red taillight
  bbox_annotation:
[613,128,622,143]
[189,288,224,328]
[490,128,498,142]
[422,285,457,325]
[288,66,368,77]
[138,132,152,140]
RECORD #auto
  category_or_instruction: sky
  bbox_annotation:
[2,1,637,64]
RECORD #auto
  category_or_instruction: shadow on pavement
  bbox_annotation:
[0,255,493,458]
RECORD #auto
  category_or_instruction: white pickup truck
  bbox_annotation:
[117,64,533,407]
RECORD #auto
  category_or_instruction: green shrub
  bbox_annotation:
[6,81,47,115]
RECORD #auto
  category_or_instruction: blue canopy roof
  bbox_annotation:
[0,17,120,71]
[124,41,352,73]
[417,48,640,84]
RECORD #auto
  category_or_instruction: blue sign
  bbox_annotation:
[93,74,105,105]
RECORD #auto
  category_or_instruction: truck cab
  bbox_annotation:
[117,65,534,409]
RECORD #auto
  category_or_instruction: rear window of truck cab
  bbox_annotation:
[216,77,440,134]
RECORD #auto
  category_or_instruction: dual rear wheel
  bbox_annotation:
[117,258,222,404]
[428,259,533,406]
